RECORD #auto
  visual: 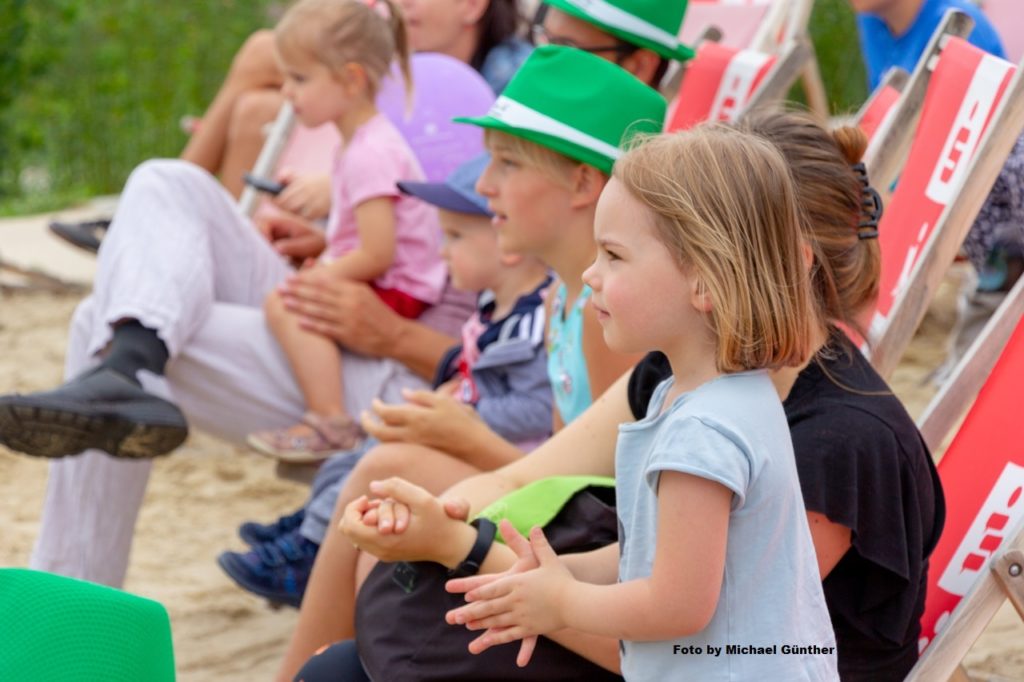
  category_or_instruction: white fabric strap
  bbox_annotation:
[487,96,623,162]
[563,0,679,51]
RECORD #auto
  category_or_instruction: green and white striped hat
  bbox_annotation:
[454,45,667,174]
[543,0,694,62]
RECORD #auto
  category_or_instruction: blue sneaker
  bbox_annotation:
[217,529,318,608]
[237,508,306,546]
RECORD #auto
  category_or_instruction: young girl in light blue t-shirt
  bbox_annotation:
[446,127,840,681]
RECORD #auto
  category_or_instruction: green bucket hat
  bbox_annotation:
[454,45,667,174]
[543,0,694,62]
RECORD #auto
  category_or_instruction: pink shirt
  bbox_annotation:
[323,113,446,305]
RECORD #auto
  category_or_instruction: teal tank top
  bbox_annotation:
[546,283,593,424]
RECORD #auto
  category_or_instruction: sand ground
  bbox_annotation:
[1,215,1022,681]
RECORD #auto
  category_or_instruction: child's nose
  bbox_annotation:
[475,161,497,197]
[582,260,600,289]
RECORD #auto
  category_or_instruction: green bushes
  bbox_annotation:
[0,0,867,215]
[0,1,278,214]
[809,0,868,115]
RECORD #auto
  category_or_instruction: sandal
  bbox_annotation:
[247,412,365,464]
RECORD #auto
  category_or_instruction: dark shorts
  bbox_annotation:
[294,639,369,682]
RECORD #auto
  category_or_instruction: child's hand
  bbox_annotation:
[445,525,573,666]
[360,390,480,448]
[272,172,331,220]
[445,520,543,664]
[435,379,462,397]
[359,496,412,535]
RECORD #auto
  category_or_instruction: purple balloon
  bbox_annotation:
[378,52,495,181]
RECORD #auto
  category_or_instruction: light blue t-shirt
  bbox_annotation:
[857,0,1006,90]
[615,371,838,682]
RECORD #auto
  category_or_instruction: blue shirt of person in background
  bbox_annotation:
[856,0,1006,90]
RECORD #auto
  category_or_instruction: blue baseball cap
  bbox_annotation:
[397,154,493,217]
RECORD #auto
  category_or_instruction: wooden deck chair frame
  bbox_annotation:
[900,274,1024,682]
[868,51,1024,379]
[674,0,825,115]
[854,66,910,134]
[666,37,811,132]
[741,38,813,115]
[660,25,724,102]
[747,0,827,117]
[864,10,975,202]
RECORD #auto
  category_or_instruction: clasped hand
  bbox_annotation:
[339,477,472,564]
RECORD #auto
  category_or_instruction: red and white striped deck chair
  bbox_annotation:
[239,52,495,217]
[863,9,975,205]
[856,67,909,142]
[901,274,1024,681]
[674,0,824,114]
[665,38,808,131]
[861,37,1023,378]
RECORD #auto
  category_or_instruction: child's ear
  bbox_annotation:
[689,276,713,313]
[460,0,489,25]
[340,62,368,95]
[801,241,815,272]
[568,164,607,210]
[619,49,662,88]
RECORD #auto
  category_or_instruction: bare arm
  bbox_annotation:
[807,511,852,578]
[322,197,396,282]
[341,482,623,672]
[443,369,633,515]
[447,472,731,651]
[553,473,730,640]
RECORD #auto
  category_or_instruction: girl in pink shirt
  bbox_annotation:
[249,0,446,461]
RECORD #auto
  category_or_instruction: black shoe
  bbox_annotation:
[238,508,306,547]
[0,367,188,459]
[48,218,110,254]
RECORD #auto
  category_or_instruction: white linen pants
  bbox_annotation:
[29,160,426,587]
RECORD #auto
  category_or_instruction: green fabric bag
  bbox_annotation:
[0,568,176,681]
[476,474,616,544]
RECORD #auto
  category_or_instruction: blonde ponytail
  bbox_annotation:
[377,0,414,112]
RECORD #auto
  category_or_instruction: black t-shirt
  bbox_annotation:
[627,334,946,682]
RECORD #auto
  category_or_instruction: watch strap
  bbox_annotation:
[449,517,497,578]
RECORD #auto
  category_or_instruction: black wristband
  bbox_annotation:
[449,517,497,578]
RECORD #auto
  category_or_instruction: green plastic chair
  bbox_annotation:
[0,569,175,681]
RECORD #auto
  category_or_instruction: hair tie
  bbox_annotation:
[363,0,391,20]
[852,162,882,240]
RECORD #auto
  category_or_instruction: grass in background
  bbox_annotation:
[0,0,868,216]
[809,0,868,115]
[0,1,280,214]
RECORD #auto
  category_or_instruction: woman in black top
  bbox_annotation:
[330,110,946,681]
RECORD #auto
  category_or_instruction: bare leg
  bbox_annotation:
[180,30,282,176]
[265,290,346,422]
[219,88,284,196]
[274,442,481,682]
